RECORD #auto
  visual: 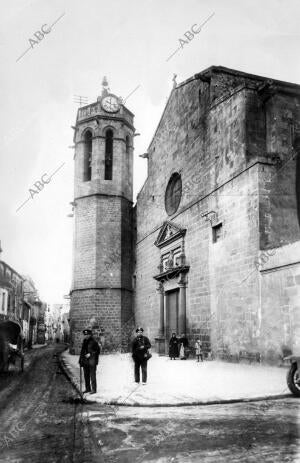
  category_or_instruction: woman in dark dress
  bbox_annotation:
[169,332,179,360]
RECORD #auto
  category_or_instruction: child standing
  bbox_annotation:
[195,339,203,362]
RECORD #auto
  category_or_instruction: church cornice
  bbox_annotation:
[76,114,135,132]
[75,136,132,146]
[74,193,133,204]
[209,82,300,113]
[153,265,190,282]
[70,287,133,294]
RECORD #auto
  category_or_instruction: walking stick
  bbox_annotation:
[79,365,83,398]
[75,363,87,404]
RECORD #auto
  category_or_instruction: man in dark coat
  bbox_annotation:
[79,329,101,394]
[132,327,151,384]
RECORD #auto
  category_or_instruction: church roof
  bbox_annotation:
[147,65,300,151]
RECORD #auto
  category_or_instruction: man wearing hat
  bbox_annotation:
[79,329,101,394]
[132,327,151,384]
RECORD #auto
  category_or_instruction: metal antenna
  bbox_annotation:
[73,95,88,107]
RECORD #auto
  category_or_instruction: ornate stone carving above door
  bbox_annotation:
[154,221,186,248]
[153,220,189,354]
[153,221,188,282]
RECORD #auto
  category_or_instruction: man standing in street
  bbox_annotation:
[132,327,151,385]
[79,329,101,394]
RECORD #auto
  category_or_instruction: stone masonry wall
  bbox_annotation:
[135,71,261,356]
[254,91,300,361]
[70,101,134,353]
[259,93,300,250]
[71,194,133,352]
[134,165,259,354]
[74,107,134,202]
[135,69,300,362]
[70,288,121,354]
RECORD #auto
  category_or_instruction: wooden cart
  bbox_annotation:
[0,320,24,373]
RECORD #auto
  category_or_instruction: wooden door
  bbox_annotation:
[166,289,179,342]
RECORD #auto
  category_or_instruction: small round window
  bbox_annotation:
[165,173,182,216]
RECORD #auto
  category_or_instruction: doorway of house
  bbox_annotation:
[166,289,179,343]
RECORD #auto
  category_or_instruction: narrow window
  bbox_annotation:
[126,135,131,180]
[125,135,130,154]
[212,223,223,243]
[105,129,113,180]
[83,131,92,181]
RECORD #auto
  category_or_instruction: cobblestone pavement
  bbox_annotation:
[0,344,299,462]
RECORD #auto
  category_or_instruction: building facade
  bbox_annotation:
[70,66,300,362]
[47,303,70,342]
[23,275,46,346]
[0,261,24,325]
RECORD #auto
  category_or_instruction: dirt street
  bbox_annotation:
[0,344,300,462]
[0,343,98,463]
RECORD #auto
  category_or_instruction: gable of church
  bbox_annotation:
[154,221,186,248]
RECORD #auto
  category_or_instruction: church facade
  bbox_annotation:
[70,66,300,362]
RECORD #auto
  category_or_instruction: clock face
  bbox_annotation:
[101,95,120,113]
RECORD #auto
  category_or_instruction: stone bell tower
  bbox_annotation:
[70,77,135,353]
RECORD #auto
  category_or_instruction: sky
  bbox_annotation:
[0,0,300,304]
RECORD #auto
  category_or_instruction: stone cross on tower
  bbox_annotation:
[102,76,109,96]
